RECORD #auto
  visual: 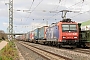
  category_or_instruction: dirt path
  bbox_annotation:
[0,41,8,50]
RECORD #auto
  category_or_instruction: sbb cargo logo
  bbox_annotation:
[66,33,77,35]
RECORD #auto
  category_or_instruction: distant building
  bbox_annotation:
[81,20,90,31]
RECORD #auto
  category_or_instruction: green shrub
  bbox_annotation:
[0,41,19,60]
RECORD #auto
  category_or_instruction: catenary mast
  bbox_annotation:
[9,0,13,40]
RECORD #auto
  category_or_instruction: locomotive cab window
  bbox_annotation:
[62,24,77,32]
[62,25,69,31]
[70,25,77,31]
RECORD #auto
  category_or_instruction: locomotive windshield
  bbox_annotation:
[62,24,77,32]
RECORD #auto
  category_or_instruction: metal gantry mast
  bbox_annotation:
[9,0,13,40]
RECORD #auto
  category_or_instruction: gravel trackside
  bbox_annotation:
[15,41,48,60]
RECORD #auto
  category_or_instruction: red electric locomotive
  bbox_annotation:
[46,18,79,47]
[58,19,79,45]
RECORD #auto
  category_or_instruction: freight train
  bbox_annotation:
[16,18,90,48]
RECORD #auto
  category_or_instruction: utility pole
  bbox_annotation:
[9,0,13,40]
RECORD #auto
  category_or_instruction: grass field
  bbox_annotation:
[0,40,2,42]
[0,41,19,60]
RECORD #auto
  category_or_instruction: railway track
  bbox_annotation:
[18,41,90,60]
[56,46,90,55]
[49,45,90,55]
[71,48,90,54]
[19,41,71,60]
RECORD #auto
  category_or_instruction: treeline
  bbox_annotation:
[0,30,8,40]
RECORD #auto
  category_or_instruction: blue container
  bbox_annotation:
[39,26,48,40]
[33,28,39,40]
[46,25,59,41]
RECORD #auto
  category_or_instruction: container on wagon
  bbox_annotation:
[39,26,48,40]
[26,32,30,41]
[33,28,39,40]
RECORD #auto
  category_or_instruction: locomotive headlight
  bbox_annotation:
[63,36,66,38]
[74,37,77,38]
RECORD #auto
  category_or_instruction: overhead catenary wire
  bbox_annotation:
[50,0,62,11]
[47,12,60,20]
[66,0,85,14]
[70,10,90,18]
[46,0,62,20]
[22,0,35,21]
[46,0,85,21]
[35,0,62,26]
[29,0,34,11]
[34,0,62,25]
[46,0,81,20]
[79,1,84,13]
[12,0,89,33]
[13,0,35,25]
[15,0,86,31]
[55,0,62,11]
[25,0,44,21]
[31,0,44,12]
[16,0,86,22]
[70,1,90,18]
[65,1,84,19]
[66,1,82,10]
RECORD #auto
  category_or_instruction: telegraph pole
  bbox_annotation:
[9,0,13,40]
